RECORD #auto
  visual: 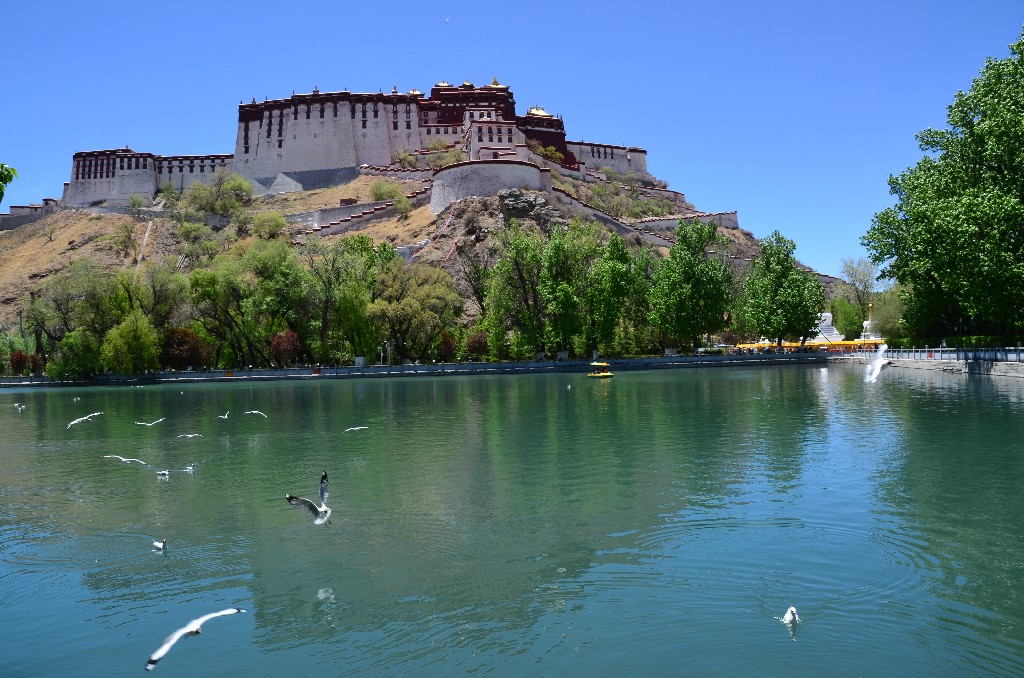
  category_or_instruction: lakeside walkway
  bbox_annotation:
[0,353,827,388]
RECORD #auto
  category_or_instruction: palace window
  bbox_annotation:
[244,146,250,154]
[119,158,125,170]
[135,157,140,169]
[392,105,397,119]
[405,121,411,129]
[278,140,283,148]
[361,120,367,129]
[333,103,338,117]
[478,134,483,142]
[506,127,512,136]
[361,105,367,118]
[294,107,298,120]
[306,105,310,120]
[373,104,378,118]
[393,121,398,130]
[142,159,147,169]
[320,104,324,118]
[426,128,431,135]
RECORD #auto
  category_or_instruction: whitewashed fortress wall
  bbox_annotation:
[430,160,553,213]
[61,81,653,207]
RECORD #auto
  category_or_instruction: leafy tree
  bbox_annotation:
[252,211,287,240]
[871,283,907,340]
[540,223,601,353]
[368,259,462,362]
[100,309,161,375]
[180,170,253,219]
[128,194,145,219]
[648,219,733,351]
[0,163,16,205]
[739,231,825,348]
[830,296,863,340]
[394,148,417,169]
[863,31,1024,337]
[455,245,492,316]
[485,221,546,354]
[48,329,102,379]
[113,220,140,259]
[270,330,302,367]
[393,195,413,220]
[161,326,212,370]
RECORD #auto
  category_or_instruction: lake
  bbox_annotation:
[2,364,1023,676]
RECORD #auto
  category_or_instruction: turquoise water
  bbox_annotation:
[2,365,1023,676]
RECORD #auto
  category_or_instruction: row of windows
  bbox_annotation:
[156,163,226,175]
[426,127,464,135]
[590,146,615,159]
[479,135,510,144]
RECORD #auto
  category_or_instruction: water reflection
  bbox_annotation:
[2,367,1024,675]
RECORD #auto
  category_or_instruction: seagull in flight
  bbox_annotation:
[782,606,800,625]
[67,412,102,429]
[286,471,332,525]
[156,470,170,479]
[244,410,267,418]
[145,607,247,670]
[344,426,367,432]
[136,418,166,426]
[102,454,148,465]
[216,412,229,420]
[178,433,203,438]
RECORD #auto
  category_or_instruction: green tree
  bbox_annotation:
[830,296,863,340]
[368,259,462,362]
[739,231,825,348]
[863,31,1024,337]
[484,221,546,355]
[100,309,161,375]
[161,326,212,371]
[540,222,601,353]
[648,219,733,351]
[252,211,288,240]
[0,163,16,205]
[48,329,102,379]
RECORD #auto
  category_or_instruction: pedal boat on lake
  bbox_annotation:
[587,362,613,378]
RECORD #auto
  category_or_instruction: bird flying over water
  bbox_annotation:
[244,410,267,418]
[286,471,332,525]
[102,455,148,465]
[145,607,246,670]
[344,426,367,432]
[782,606,800,625]
[136,418,165,426]
[216,412,229,420]
[67,412,102,429]
[177,433,203,438]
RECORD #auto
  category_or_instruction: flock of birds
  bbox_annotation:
[55,399,364,670]
[36,395,805,669]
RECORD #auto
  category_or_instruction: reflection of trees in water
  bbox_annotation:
[836,364,1024,660]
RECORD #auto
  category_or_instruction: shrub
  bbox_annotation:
[394,148,417,169]
[161,326,212,371]
[270,330,302,367]
[371,180,405,202]
[10,349,30,375]
[465,331,488,360]
[393,195,413,220]
[252,211,287,240]
[439,330,458,362]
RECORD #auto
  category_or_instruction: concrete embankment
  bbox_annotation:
[835,355,1024,379]
[0,353,827,389]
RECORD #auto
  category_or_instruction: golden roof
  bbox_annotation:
[527,106,552,118]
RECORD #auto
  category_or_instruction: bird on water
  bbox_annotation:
[782,606,800,625]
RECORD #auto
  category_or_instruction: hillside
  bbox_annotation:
[0,177,769,331]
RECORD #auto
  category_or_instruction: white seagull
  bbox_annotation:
[102,454,148,465]
[184,463,197,474]
[136,418,166,426]
[145,607,247,670]
[244,410,267,418]
[177,433,203,438]
[782,606,800,625]
[67,412,103,429]
[344,426,367,432]
[286,471,332,525]
[153,538,167,551]
[156,470,170,479]
[216,412,229,420]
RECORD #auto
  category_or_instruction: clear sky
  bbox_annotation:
[2,1,1022,277]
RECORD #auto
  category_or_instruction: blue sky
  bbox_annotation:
[2,1,1022,278]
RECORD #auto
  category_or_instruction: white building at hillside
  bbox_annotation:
[61,80,651,207]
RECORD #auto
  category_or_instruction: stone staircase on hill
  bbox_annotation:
[290,184,432,244]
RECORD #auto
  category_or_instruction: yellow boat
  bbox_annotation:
[587,362,613,378]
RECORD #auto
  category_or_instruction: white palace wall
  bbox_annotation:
[567,142,648,176]
[430,160,552,213]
